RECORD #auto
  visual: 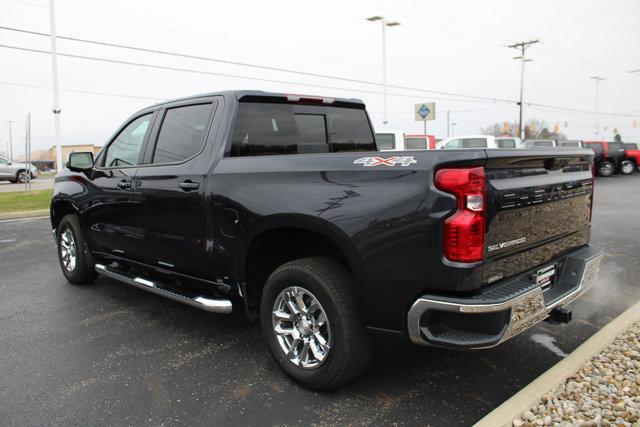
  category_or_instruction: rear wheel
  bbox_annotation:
[597,161,615,177]
[57,214,98,285]
[620,160,634,175]
[260,257,372,391]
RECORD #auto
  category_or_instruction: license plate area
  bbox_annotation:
[536,264,557,290]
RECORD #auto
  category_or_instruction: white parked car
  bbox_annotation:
[375,130,433,151]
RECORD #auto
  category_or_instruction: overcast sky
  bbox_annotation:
[1,0,640,155]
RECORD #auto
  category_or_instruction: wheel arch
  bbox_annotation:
[50,199,79,232]
[240,214,363,314]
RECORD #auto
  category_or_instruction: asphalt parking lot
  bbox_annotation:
[1,174,639,426]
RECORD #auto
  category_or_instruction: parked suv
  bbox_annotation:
[624,143,640,172]
[583,141,634,176]
[0,156,39,183]
[51,91,603,390]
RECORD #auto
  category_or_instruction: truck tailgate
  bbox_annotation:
[482,149,594,285]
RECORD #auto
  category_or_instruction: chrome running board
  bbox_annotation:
[94,264,232,314]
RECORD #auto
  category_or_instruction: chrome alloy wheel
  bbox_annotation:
[60,228,77,272]
[272,286,331,369]
[601,163,614,176]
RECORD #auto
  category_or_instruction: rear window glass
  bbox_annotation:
[376,133,396,150]
[625,143,638,150]
[404,137,428,150]
[496,138,516,148]
[230,103,375,156]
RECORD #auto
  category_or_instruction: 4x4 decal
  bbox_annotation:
[353,156,417,167]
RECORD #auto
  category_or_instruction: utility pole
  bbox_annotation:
[446,110,450,137]
[49,0,63,170]
[590,76,605,138]
[367,16,400,126]
[451,122,457,136]
[6,120,13,160]
[509,39,538,140]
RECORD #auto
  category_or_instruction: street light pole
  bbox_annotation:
[590,76,605,138]
[509,39,538,140]
[49,0,63,170]
[367,16,400,126]
[6,120,13,160]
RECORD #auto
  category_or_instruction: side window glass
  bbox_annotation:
[104,114,152,167]
[0,157,8,165]
[152,103,213,164]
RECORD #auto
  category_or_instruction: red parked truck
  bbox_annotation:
[583,140,634,176]
[624,143,640,172]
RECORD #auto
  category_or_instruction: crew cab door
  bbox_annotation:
[131,98,219,279]
[84,111,156,257]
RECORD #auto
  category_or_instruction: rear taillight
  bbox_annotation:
[435,167,486,263]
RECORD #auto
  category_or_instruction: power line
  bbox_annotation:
[0,43,514,105]
[2,41,636,119]
[0,33,517,104]
[0,80,165,101]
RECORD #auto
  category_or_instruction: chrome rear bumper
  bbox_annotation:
[407,246,603,349]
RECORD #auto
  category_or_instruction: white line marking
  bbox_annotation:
[0,239,15,243]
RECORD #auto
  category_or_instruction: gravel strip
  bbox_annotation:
[513,322,640,426]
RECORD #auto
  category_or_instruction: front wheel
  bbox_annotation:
[620,160,634,175]
[260,257,372,391]
[597,161,615,177]
[16,170,29,184]
[57,214,98,285]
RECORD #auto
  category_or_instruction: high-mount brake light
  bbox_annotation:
[285,94,336,104]
[435,167,486,263]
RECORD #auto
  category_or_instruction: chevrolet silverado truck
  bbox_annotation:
[51,91,603,390]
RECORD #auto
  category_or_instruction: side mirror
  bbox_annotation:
[67,152,94,172]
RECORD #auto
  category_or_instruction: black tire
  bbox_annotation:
[597,161,615,177]
[56,214,98,285]
[260,257,372,391]
[15,170,29,184]
[619,160,634,175]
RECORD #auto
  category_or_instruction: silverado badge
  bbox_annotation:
[354,156,417,167]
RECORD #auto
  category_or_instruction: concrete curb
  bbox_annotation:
[475,299,640,427]
[0,209,49,221]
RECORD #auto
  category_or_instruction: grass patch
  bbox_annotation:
[0,189,52,213]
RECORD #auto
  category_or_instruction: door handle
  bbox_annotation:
[117,180,131,189]
[178,181,199,191]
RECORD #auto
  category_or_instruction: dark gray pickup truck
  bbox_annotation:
[51,91,603,390]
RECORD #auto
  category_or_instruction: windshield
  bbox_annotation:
[625,143,638,150]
